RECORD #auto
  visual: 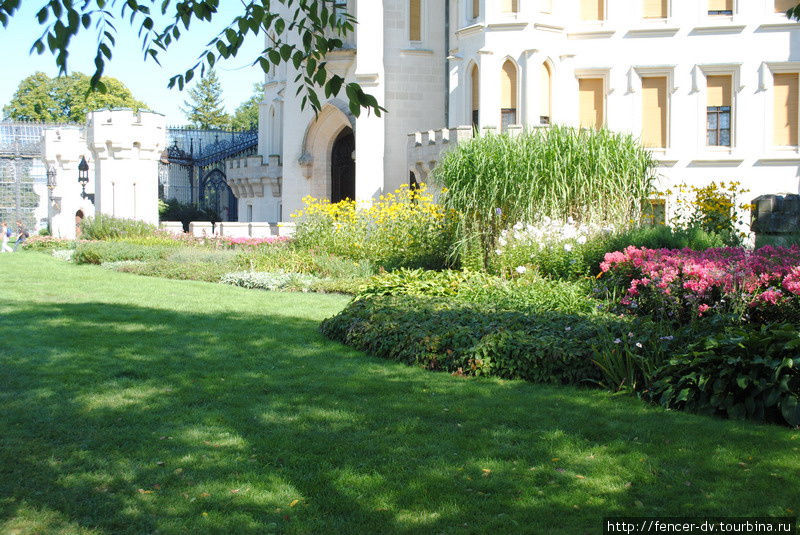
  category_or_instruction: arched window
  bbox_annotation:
[410,0,421,41]
[470,63,480,128]
[269,103,283,158]
[500,60,518,130]
[540,62,552,125]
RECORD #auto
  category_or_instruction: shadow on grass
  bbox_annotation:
[0,301,798,534]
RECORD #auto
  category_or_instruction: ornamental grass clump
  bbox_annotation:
[433,126,656,267]
[292,183,456,270]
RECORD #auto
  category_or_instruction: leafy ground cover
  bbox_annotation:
[1,254,799,534]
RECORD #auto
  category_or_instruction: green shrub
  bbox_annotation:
[496,224,727,281]
[234,245,375,280]
[292,184,456,270]
[321,296,669,386]
[109,260,232,282]
[73,241,175,265]
[648,323,800,426]
[433,126,656,268]
[80,214,158,240]
[358,268,598,314]
[20,236,74,252]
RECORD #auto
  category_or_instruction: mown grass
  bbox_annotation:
[0,254,798,534]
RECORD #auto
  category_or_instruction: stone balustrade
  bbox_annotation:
[407,124,527,182]
[163,221,295,238]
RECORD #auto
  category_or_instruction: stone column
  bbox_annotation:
[353,0,386,203]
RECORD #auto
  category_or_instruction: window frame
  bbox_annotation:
[499,58,521,131]
[642,0,670,20]
[575,69,610,130]
[634,66,676,152]
[697,65,739,155]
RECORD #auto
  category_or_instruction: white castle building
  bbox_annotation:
[230,0,800,223]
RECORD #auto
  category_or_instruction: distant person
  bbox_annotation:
[1,222,13,253]
[13,220,28,251]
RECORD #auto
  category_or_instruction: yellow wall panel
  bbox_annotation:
[642,76,667,148]
[774,73,799,146]
[706,75,732,107]
[579,78,604,129]
[409,0,421,41]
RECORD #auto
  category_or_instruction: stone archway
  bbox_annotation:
[300,101,355,201]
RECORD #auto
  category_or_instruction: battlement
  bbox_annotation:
[226,154,282,199]
[87,109,167,155]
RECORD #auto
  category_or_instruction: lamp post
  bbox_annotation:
[78,156,95,204]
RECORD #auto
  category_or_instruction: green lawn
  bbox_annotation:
[0,254,798,535]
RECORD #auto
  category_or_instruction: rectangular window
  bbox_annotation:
[581,0,605,21]
[247,204,253,223]
[472,0,480,19]
[502,0,519,12]
[708,0,733,15]
[579,78,605,129]
[642,199,666,226]
[409,0,421,41]
[776,0,796,14]
[643,0,667,19]
[642,76,668,148]
[774,73,799,146]
[706,75,732,147]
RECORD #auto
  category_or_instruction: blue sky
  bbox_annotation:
[0,2,266,125]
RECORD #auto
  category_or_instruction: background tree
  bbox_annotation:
[182,70,230,129]
[0,1,382,118]
[229,83,264,131]
[4,72,148,122]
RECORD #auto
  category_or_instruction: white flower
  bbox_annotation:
[515,266,527,274]
[577,235,587,245]
[565,326,572,331]
[495,249,503,255]
[613,338,622,344]
[563,243,573,252]
[513,222,524,231]
[636,342,643,348]
[498,237,507,247]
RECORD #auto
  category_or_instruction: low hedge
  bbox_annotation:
[358,268,597,314]
[73,241,176,265]
[320,295,663,385]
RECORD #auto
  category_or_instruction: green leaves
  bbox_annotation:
[16,0,382,117]
[648,324,800,427]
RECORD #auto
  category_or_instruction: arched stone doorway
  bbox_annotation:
[331,127,355,203]
[299,100,356,203]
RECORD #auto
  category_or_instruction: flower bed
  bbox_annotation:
[600,245,800,322]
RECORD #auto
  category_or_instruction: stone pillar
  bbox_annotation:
[87,109,167,224]
[354,0,386,203]
[478,50,497,131]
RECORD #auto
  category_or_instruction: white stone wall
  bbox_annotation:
[433,1,800,213]
[87,109,166,225]
[42,126,96,239]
